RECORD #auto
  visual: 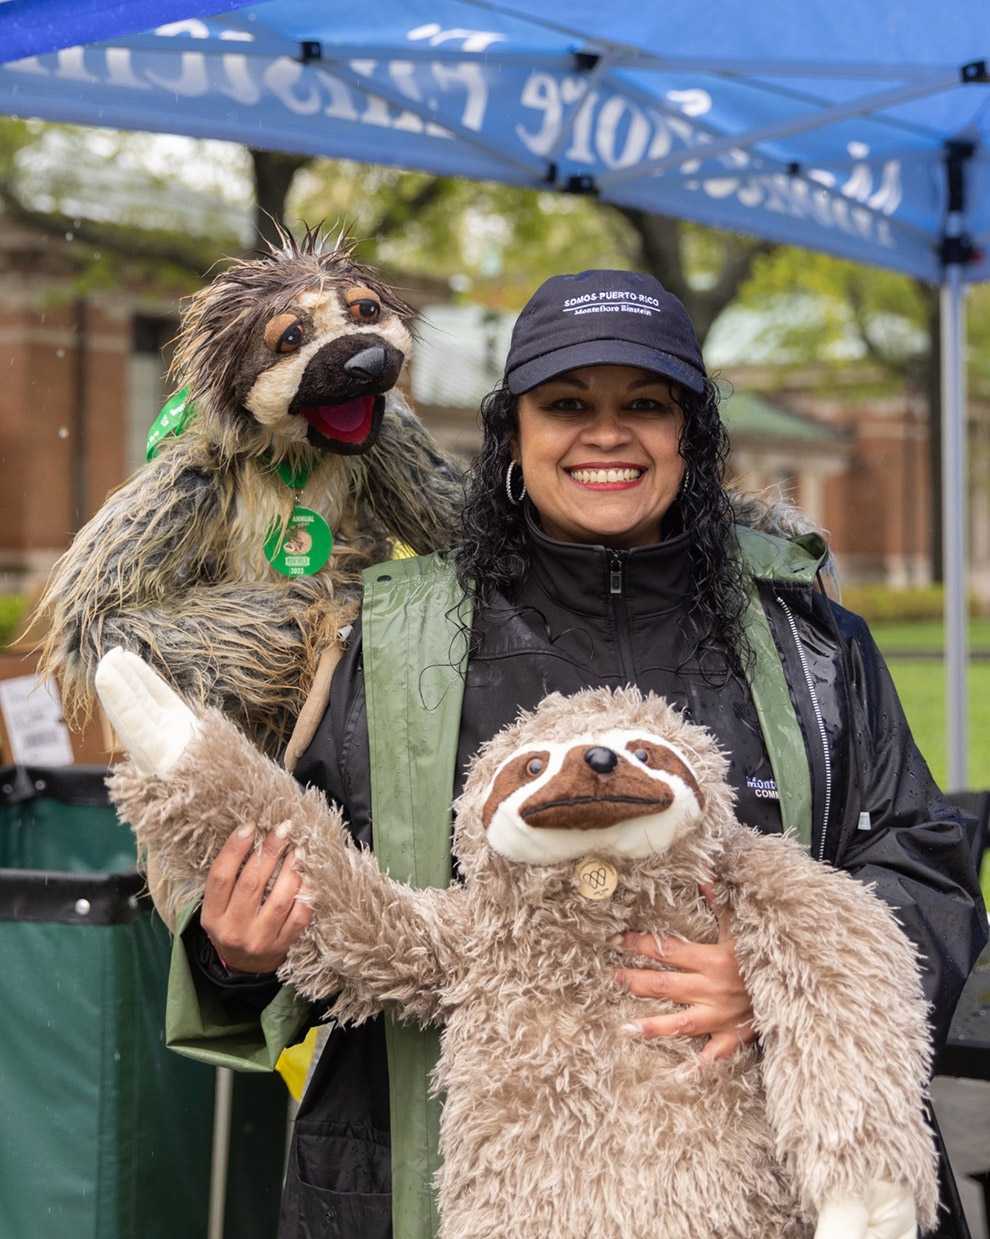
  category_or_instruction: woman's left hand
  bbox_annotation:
[613,883,756,1063]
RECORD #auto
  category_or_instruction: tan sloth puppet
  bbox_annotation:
[40,230,464,757]
[97,648,938,1239]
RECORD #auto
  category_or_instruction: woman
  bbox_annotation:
[181,270,986,1239]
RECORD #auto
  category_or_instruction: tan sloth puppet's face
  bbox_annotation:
[481,727,707,865]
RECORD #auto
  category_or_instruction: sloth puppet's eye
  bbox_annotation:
[264,314,305,354]
[633,749,650,764]
[345,284,382,323]
[527,758,544,776]
[347,298,381,323]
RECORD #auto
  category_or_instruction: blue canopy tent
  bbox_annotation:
[0,0,987,785]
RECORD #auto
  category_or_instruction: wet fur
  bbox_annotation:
[110,687,938,1239]
[39,233,465,753]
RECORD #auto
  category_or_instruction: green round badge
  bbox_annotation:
[264,507,333,577]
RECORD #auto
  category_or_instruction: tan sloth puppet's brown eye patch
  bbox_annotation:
[263,314,305,354]
[345,285,382,324]
[482,750,551,830]
[625,739,706,809]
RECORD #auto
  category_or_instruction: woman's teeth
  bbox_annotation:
[568,467,643,484]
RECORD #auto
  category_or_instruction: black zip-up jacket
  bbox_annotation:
[209,517,987,1239]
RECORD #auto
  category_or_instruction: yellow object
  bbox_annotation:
[276,1027,320,1101]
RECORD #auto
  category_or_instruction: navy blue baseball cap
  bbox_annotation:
[504,269,706,396]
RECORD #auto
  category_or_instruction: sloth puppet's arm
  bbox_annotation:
[718,829,938,1239]
[97,648,464,1028]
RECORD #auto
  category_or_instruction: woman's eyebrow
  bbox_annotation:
[542,375,588,390]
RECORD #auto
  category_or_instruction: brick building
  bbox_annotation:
[0,220,178,592]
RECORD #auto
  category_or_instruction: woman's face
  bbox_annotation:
[513,364,685,549]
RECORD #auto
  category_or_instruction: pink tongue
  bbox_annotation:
[312,398,366,433]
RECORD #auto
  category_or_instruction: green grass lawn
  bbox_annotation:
[869,617,990,654]
[867,620,989,791]
[881,659,990,791]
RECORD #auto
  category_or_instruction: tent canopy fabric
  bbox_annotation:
[0,0,988,283]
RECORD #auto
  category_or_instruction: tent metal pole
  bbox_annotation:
[940,266,968,791]
[208,1066,233,1239]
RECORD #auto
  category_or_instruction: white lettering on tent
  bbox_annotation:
[317,69,360,122]
[519,74,720,172]
[644,117,673,160]
[4,55,48,77]
[384,60,428,132]
[142,21,212,97]
[104,48,150,91]
[431,62,489,132]
[349,59,426,132]
[342,59,471,136]
[516,72,563,156]
[595,96,651,169]
[53,47,98,84]
[868,162,902,214]
[265,58,322,115]
[216,31,262,106]
[218,55,261,106]
[702,147,750,198]
[407,24,507,54]
[666,89,712,118]
[692,170,899,249]
[565,83,599,163]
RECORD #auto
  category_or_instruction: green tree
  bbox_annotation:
[0,118,245,291]
[611,209,774,345]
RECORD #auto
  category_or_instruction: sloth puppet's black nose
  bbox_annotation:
[584,746,618,775]
[343,345,387,382]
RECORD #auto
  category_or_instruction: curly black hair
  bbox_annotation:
[453,376,750,666]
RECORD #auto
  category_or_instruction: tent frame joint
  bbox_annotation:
[960,60,988,83]
[572,50,601,72]
[939,139,978,268]
[940,234,978,266]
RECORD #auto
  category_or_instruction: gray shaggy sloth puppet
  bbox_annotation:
[98,649,938,1239]
[40,231,464,756]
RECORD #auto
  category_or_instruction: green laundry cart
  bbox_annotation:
[0,764,287,1239]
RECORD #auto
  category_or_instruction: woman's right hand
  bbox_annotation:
[200,823,313,974]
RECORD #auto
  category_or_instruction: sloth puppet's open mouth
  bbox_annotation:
[298,393,383,453]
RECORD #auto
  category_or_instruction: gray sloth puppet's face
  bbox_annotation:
[481,727,707,865]
[240,280,412,454]
[174,240,414,455]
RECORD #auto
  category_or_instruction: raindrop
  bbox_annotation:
[74,898,91,916]
[65,231,74,242]
[56,348,65,359]
[58,427,69,439]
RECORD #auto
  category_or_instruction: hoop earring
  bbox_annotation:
[506,460,527,506]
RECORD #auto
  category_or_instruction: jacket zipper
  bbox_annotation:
[776,594,832,861]
[608,551,636,681]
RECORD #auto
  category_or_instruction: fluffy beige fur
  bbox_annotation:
[109,688,938,1239]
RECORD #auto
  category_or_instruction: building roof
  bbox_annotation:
[720,389,846,445]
